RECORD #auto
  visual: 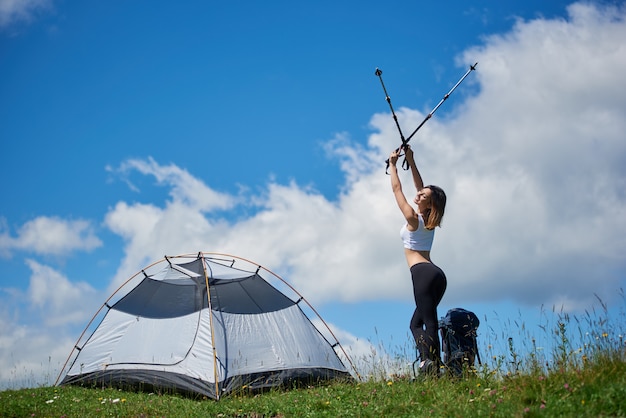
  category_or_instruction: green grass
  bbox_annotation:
[2,292,625,417]
[2,354,625,417]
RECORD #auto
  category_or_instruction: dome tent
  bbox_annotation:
[56,252,355,399]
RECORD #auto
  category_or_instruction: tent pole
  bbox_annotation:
[201,255,221,400]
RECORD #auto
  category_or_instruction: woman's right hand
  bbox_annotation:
[389,150,400,166]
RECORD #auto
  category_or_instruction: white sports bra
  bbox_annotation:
[400,215,434,251]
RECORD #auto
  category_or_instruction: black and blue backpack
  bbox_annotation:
[439,308,481,376]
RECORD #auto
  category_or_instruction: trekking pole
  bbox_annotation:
[376,63,478,173]
[375,68,409,174]
[404,62,477,143]
[375,68,407,147]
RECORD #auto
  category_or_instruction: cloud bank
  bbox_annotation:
[95,3,626,310]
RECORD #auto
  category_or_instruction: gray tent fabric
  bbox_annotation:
[58,254,353,399]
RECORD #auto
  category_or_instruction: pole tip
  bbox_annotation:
[375,68,382,76]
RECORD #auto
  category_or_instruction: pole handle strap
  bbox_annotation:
[384,144,409,175]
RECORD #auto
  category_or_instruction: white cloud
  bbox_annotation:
[435,1,626,305]
[0,0,52,28]
[312,318,406,380]
[110,157,237,212]
[0,261,101,389]
[0,216,102,257]
[103,166,408,303]
[26,259,99,327]
[0,312,75,389]
[103,159,239,288]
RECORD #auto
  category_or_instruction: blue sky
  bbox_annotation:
[1,0,625,388]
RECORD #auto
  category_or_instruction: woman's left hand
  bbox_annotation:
[404,145,414,162]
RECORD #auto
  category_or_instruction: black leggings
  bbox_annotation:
[409,262,447,363]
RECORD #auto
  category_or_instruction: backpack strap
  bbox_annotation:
[473,335,481,365]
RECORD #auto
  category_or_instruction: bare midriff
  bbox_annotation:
[404,248,431,268]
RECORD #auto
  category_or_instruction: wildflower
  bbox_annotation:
[112,398,120,403]
[564,383,572,392]
[121,398,127,403]
[387,381,393,386]
[540,403,546,409]
[476,383,481,387]
[45,399,54,404]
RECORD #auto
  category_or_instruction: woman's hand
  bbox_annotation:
[389,150,400,166]
[404,145,414,162]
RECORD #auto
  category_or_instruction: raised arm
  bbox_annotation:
[390,150,418,226]
[404,146,424,193]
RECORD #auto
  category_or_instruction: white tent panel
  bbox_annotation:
[171,307,221,382]
[108,313,200,365]
[220,305,345,377]
[156,262,202,283]
[66,309,202,375]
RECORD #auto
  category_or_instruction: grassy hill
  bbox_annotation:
[3,295,625,417]
[2,349,624,417]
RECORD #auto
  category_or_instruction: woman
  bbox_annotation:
[389,145,447,376]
